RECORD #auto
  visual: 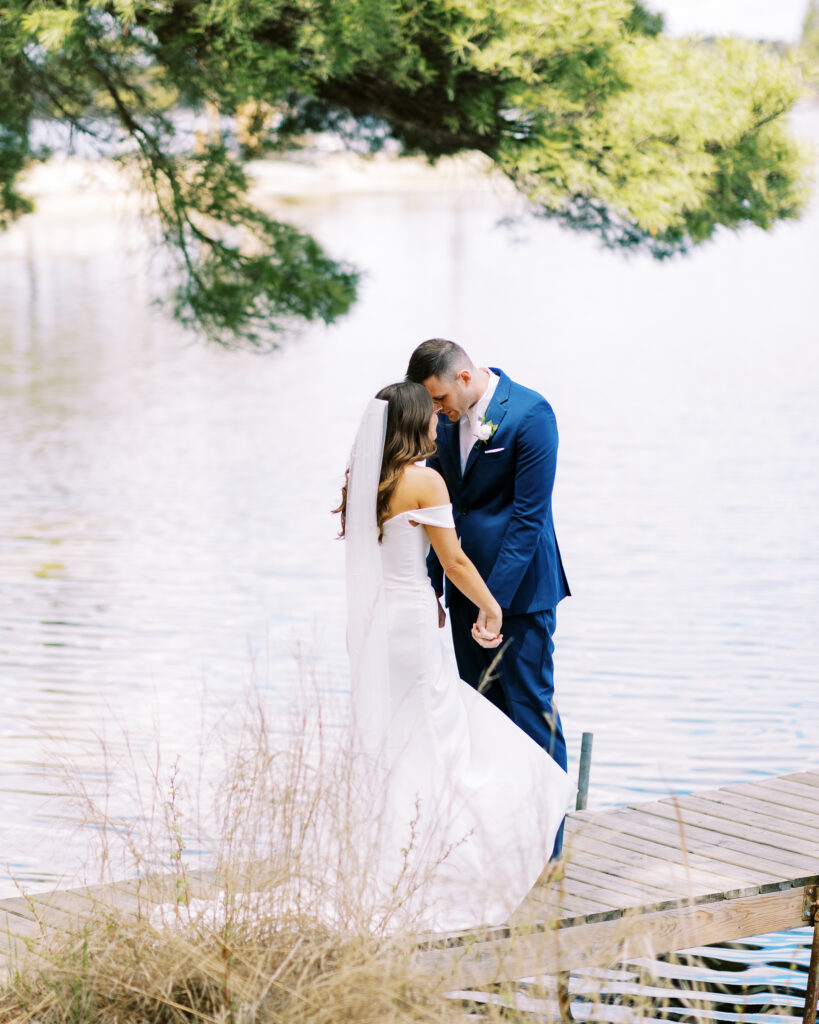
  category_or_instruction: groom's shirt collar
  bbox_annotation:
[459,368,499,471]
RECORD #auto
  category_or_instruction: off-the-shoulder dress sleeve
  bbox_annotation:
[410,503,455,528]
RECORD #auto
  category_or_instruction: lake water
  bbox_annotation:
[1,106,818,1018]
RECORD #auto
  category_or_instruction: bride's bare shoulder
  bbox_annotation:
[405,464,449,506]
[388,465,449,518]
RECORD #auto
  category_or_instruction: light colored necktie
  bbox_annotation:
[460,411,475,472]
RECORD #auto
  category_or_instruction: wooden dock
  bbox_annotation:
[421,769,819,1020]
[2,770,818,1019]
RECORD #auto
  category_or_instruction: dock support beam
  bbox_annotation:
[804,886,819,1024]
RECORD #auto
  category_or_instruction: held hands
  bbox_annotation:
[437,598,447,629]
[472,606,503,649]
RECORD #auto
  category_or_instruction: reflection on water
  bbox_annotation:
[1,106,818,1018]
[465,931,816,1021]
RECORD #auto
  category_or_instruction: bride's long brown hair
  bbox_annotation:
[335,382,437,541]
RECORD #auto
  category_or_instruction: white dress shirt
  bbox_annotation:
[459,369,499,472]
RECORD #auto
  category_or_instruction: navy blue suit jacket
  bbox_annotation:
[427,369,570,615]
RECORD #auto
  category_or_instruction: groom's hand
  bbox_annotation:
[437,599,447,628]
[472,608,503,648]
[471,622,503,648]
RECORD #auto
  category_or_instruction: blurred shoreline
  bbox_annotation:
[13,96,817,228]
[15,149,505,225]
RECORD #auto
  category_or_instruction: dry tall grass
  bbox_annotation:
[1,913,454,1024]
[0,695,803,1023]
[0,694,477,1024]
[1,909,456,1024]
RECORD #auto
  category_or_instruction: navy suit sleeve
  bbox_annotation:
[424,452,445,597]
[486,402,557,608]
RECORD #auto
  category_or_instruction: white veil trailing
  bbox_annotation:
[345,398,391,762]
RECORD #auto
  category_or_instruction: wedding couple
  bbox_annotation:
[341,338,572,933]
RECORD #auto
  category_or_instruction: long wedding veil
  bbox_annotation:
[345,398,390,761]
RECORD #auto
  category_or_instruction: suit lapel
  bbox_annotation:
[435,415,462,486]
[462,369,511,483]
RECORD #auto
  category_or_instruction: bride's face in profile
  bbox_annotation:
[428,410,438,443]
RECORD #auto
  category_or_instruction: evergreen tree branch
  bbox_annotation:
[0,0,811,345]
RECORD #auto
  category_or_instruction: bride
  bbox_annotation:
[339,382,571,934]
[150,382,570,939]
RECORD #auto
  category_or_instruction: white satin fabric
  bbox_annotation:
[345,398,391,762]
[367,502,572,933]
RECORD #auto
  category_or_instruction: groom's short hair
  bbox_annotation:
[406,339,472,383]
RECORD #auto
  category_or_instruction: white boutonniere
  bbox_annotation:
[474,417,498,444]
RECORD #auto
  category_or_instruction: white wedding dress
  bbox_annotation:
[151,401,571,938]
[363,502,572,933]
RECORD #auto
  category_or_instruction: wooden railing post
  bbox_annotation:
[575,732,593,811]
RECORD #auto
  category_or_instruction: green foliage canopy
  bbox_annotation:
[802,0,819,83]
[1,0,812,345]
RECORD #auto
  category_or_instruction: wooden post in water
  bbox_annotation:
[575,732,593,811]
[803,885,819,1024]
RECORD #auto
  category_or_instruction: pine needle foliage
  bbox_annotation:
[801,0,819,90]
[0,0,812,345]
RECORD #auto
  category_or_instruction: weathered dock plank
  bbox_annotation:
[785,772,819,789]
[722,778,819,814]
[0,869,227,975]
[567,843,759,902]
[569,809,806,880]
[422,886,812,989]
[600,807,817,875]
[636,805,819,862]
[525,885,614,920]
[565,820,768,891]
[680,791,819,840]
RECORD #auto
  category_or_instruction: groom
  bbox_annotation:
[406,339,570,858]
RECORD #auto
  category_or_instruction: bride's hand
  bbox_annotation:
[472,607,502,648]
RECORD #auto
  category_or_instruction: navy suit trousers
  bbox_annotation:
[448,596,567,859]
